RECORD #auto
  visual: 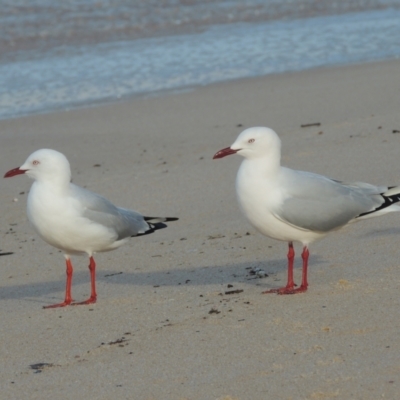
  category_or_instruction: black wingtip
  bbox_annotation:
[134,222,167,237]
[134,217,178,237]
[148,218,179,231]
[164,217,179,222]
[357,190,400,218]
[144,216,179,222]
[149,222,168,231]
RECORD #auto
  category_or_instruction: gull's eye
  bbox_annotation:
[32,160,40,165]
[248,138,255,143]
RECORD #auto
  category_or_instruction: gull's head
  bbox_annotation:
[213,127,281,160]
[4,149,71,183]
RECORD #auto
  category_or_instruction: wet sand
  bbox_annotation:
[1,59,400,399]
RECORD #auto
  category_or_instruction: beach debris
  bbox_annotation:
[100,336,129,347]
[156,320,173,331]
[207,234,225,240]
[209,307,221,314]
[322,326,331,332]
[225,289,243,295]
[392,129,400,134]
[336,279,352,289]
[246,266,268,278]
[301,122,321,128]
[0,251,13,256]
[93,164,101,167]
[30,363,54,373]
[104,271,123,277]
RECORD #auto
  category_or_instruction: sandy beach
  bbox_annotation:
[1,59,400,399]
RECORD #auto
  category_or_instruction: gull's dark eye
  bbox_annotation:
[248,138,255,143]
[32,160,40,165]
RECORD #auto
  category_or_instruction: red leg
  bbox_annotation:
[44,257,74,309]
[263,242,297,294]
[293,246,309,293]
[73,256,97,305]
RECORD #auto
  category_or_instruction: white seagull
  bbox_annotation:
[213,127,400,294]
[4,149,178,308]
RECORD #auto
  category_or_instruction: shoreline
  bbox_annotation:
[0,57,398,124]
[3,5,400,121]
[1,58,400,399]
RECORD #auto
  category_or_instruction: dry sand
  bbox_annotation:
[1,59,400,399]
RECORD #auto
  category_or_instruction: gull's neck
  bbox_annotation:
[33,174,71,195]
[240,152,281,180]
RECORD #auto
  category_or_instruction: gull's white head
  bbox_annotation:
[213,127,281,160]
[4,149,71,183]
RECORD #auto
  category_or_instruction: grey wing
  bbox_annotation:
[70,184,150,239]
[276,170,385,232]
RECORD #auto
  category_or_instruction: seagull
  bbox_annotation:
[213,127,400,294]
[4,149,178,308]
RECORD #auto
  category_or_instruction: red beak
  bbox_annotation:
[213,147,239,159]
[4,167,27,178]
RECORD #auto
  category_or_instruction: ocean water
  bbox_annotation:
[1,0,400,120]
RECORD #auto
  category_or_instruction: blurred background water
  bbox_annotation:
[1,0,400,120]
